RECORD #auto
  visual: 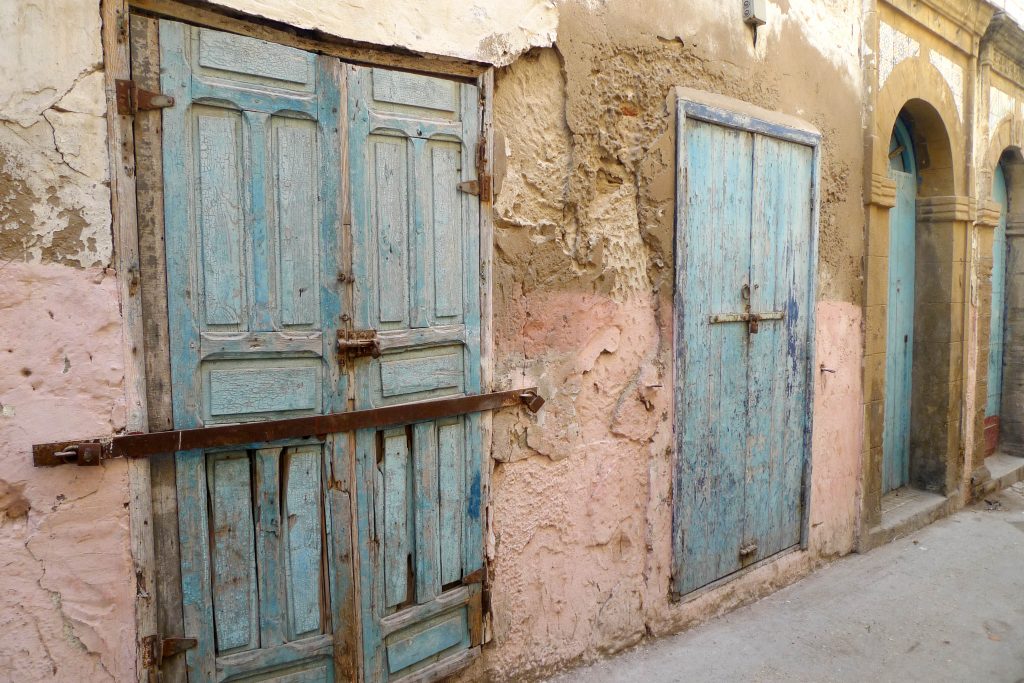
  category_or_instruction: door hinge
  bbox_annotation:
[457,140,492,199]
[115,79,175,116]
[142,635,197,669]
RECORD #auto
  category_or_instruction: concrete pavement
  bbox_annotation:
[552,484,1024,683]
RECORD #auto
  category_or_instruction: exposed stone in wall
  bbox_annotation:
[0,1,112,268]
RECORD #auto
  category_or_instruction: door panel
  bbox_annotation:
[675,120,754,594]
[673,113,815,596]
[348,65,483,681]
[882,121,917,494]
[745,135,814,562]
[161,20,349,682]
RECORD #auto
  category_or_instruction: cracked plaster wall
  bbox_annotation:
[1,0,867,680]
[469,1,867,679]
[0,1,133,681]
[203,0,559,66]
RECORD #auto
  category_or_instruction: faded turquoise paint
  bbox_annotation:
[161,20,347,682]
[348,65,482,681]
[988,163,1009,417]
[673,101,817,596]
[882,118,917,494]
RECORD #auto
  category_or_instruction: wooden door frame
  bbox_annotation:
[670,87,821,598]
[101,1,496,679]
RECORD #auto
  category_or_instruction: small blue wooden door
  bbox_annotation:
[347,67,484,680]
[673,110,816,596]
[161,22,351,681]
[987,163,1009,419]
[882,119,917,493]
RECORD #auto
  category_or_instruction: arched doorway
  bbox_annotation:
[985,162,1009,453]
[883,117,917,493]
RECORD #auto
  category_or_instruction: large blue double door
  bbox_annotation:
[158,20,484,682]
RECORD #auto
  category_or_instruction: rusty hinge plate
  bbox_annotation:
[457,176,492,198]
[115,79,175,116]
[461,567,486,585]
[142,635,197,669]
[457,139,492,199]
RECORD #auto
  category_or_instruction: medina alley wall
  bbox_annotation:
[0,1,134,680]
[475,0,866,679]
[1,0,867,681]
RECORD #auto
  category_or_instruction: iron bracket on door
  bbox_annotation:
[31,388,544,467]
[709,311,784,334]
[142,635,197,670]
[115,79,174,116]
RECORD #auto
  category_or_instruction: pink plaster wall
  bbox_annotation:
[478,292,864,680]
[0,262,134,682]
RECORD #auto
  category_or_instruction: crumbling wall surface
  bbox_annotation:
[0,1,134,681]
[476,0,866,679]
[207,0,558,66]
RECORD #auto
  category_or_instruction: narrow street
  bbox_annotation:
[554,485,1024,683]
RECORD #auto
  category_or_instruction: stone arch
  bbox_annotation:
[874,57,964,197]
[867,63,966,498]
[983,130,1024,459]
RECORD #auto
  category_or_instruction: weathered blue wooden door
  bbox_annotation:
[673,105,816,596]
[347,67,484,680]
[987,163,1009,421]
[161,22,351,681]
[882,119,917,493]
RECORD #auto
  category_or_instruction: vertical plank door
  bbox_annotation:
[347,65,484,682]
[988,163,1009,420]
[673,103,817,596]
[882,120,917,494]
[160,20,354,682]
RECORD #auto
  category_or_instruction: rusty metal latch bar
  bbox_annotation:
[33,388,544,467]
[709,310,784,335]
[115,79,175,116]
[708,312,785,324]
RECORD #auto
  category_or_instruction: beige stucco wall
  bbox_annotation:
[0,0,868,681]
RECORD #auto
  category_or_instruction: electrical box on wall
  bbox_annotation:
[743,0,767,26]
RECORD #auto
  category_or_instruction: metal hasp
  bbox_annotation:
[115,79,174,116]
[337,328,381,360]
[32,387,544,467]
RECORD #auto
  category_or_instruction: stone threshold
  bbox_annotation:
[862,486,956,552]
[979,452,1024,494]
